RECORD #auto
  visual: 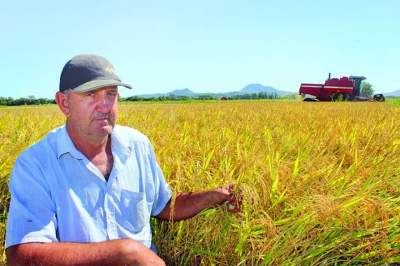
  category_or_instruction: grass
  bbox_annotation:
[1,100,400,265]
[387,97,400,107]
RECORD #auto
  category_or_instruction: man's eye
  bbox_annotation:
[84,92,95,97]
[107,91,118,96]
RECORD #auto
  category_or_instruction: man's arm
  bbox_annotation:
[157,185,241,221]
[7,239,165,266]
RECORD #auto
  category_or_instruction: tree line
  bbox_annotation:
[0,92,292,106]
[0,96,55,106]
[123,92,283,102]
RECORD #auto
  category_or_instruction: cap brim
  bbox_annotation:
[72,79,132,93]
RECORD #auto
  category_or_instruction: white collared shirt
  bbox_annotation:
[6,125,172,249]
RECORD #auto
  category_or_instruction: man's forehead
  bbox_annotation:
[76,86,118,94]
[96,85,118,91]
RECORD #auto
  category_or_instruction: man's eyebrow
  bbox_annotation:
[80,91,94,95]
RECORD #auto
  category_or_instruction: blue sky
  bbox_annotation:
[1,1,399,98]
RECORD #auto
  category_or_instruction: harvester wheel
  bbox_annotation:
[330,93,343,101]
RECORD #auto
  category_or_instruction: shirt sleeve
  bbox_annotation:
[147,142,172,216]
[6,154,58,248]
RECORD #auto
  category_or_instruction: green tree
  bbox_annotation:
[361,82,374,97]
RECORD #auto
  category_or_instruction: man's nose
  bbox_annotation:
[95,92,113,111]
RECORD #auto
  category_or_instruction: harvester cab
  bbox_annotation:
[348,76,366,99]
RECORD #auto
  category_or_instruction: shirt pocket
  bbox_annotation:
[119,190,149,233]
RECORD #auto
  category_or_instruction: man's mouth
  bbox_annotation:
[92,117,111,126]
[93,114,110,120]
[91,113,112,126]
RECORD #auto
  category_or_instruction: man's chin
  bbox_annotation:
[91,124,113,137]
[88,120,115,138]
[99,125,113,135]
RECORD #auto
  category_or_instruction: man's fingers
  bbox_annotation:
[217,183,242,213]
[227,186,242,213]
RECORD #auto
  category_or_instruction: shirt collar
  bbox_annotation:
[56,125,132,161]
[56,126,85,160]
[110,126,132,162]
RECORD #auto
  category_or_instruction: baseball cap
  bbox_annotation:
[59,54,132,93]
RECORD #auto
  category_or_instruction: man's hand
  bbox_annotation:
[157,184,242,221]
[121,239,165,266]
[214,184,242,213]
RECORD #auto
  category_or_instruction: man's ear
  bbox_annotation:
[55,91,70,116]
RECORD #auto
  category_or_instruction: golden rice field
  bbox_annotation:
[1,100,400,265]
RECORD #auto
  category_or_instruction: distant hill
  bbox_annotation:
[135,84,291,98]
[240,84,276,94]
[384,90,400,97]
[235,83,288,96]
[167,88,197,97]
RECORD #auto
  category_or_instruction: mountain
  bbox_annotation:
[240,84,277,94]
[383,90,400,97]
[135,84,291,98]
[237,83,288,96]
[167,88,196,97]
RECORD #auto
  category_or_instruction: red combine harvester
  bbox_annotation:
[299,74,385,102]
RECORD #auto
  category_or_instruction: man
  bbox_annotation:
[6,54,241,265]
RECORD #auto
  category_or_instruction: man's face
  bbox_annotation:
[61,86,119,141]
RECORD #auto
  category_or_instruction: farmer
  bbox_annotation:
[6,54,241,265]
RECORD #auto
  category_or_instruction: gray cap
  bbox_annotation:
[59,54,132,93]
